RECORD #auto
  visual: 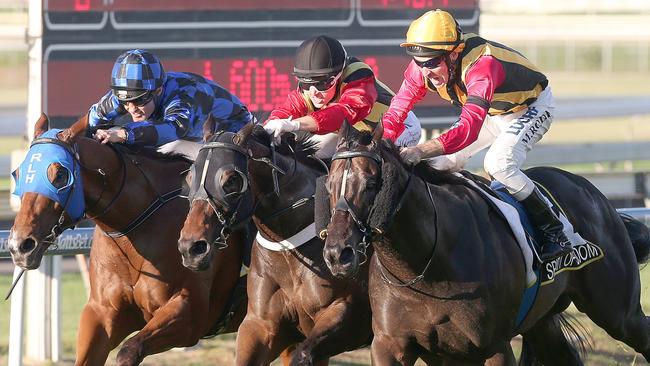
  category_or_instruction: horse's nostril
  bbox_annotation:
[189,240,209,256]
[339,246,356,265]
[20,238,36,253]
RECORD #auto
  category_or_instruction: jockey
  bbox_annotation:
[385,10,572,261]
[263,35,421,158]
[88,49,252,160]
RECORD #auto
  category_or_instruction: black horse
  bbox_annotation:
[321,121,650,365]
[177,122,372,365]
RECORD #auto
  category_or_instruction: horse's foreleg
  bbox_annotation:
[75,302,138,366]
[483,342,515,366]
[280,346,329,366]
[289,300,369,365]
[235,314,294,366]
[115,294,200,366]
[370,333,418,366]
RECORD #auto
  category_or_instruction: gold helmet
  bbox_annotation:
[400,9,464,57]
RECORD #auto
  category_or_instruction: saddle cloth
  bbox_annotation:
[455,173,587,287]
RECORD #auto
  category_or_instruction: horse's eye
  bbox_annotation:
[366,179,378,190]
[47,163,70,189]
[222,172,244,194]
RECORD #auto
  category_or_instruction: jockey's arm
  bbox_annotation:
[299,75,377,134]
[418,56,505,159]
[382,61,428,142]
[121,98,193,146]
[268,90,310,121]
[88,91,125,127]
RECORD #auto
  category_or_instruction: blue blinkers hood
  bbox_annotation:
[12,129,85,222]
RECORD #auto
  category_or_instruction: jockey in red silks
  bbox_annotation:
[263,35,421,158]
[384,9,572,261]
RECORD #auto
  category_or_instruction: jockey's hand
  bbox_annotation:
[400,146,423,166]
[263,118,300,145]
[94,128,127,144]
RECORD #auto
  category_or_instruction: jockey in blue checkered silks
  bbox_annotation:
[89,49,252,160]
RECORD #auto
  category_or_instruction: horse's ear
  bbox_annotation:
[235,122,255,145]
[372,120,384,144]
[202,113,217,141]
[59,113,89,144]
[33,113,49,139]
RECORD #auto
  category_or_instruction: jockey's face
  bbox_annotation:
[123,87,162,122]
[416,53,457,88]
[300,71,342,109]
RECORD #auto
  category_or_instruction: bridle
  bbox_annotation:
[25,136,126,246]
[329,150,383,265]
[188,139,265,248]
[329,147,438,287]
[188,135,319,249]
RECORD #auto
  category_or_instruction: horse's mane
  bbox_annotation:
[250,124,319,158]
[111,143,193,165]
[378,139,467,186]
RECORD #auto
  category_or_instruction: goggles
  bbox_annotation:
[413,55,445,69]
[298,72,342,92]
[118,91,155,107]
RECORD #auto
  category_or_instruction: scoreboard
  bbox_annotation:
[41,0,479,128]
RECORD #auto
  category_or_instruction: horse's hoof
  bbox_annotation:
[290,349,313,366]
[116,344,143,366]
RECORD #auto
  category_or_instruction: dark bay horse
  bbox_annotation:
[8,114,247,365]
[177,122,372,365]
[321,121,650,365]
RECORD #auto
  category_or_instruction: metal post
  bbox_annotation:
[25,257,53,360]
[8,266,26,366]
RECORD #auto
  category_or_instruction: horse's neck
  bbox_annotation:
[249,153,317,237]
[78,139,187,232]
[373,173,447,280]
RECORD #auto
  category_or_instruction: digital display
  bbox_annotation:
[47,0,352,12]
[43,0,478,127]
[46,56,455,118]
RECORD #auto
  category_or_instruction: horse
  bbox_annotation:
[321,121,650,365]
[8,114,248,366]
[177,121,373,365]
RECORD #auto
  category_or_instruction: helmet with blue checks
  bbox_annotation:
[110,49,166,102]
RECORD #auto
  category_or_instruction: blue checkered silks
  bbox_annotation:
[12,129,85,222]
[89,70,253,148]
[111,49,166,92]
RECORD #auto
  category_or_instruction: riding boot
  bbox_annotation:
[520,188,573,261]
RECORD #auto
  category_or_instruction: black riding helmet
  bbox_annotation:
[293,36,347,81]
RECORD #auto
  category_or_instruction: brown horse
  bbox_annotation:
[177,122,372,365]
[321,121,650,365]
[8,114,247,365]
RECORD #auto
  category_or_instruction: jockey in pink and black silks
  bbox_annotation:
[385,9,572,261]
[88,49,252,160]
[262,35,421,158]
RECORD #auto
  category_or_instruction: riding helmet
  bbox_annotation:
[293,36,347,80]
[110,49,166,102]
[400,9,464,57]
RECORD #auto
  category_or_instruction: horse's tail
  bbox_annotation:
[619,213,650,265]
[518,313,591,366]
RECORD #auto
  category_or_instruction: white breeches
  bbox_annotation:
[428,87,556,201]
[156,139,202,161]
